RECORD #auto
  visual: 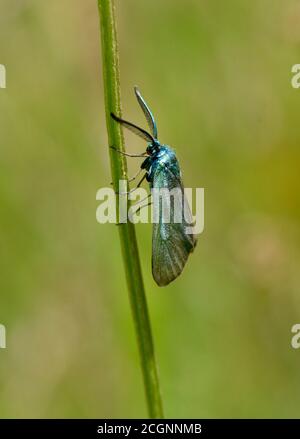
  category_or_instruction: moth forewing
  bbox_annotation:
[151,154,197,286]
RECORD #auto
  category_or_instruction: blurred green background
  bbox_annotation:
[1,0,300,418]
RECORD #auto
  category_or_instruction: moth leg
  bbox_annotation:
[132,172,147,190]
[110,168,143,186]
[134,199,153,216]
[116,183,151,225]
[110,145,146,157]
[128,168,143,182]
[115,173,147,195]
[136,192,151,204]
[131,193,151,209]
[128,194,152,221]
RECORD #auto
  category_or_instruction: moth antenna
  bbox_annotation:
[111,112,155,143]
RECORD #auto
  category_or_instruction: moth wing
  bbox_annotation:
[151,164,197,287]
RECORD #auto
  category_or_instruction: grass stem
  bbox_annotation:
[97,0,164,418]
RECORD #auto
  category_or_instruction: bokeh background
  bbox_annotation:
[1,0,300,418]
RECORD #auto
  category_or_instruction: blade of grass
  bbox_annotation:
[97,0,164,418]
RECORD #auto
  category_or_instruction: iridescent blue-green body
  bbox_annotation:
[111,87,197,286]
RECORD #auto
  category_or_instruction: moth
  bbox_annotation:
[111,87,197,286]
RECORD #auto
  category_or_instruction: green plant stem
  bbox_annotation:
[97,0,164,418]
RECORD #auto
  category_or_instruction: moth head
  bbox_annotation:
[146,140,160,155]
